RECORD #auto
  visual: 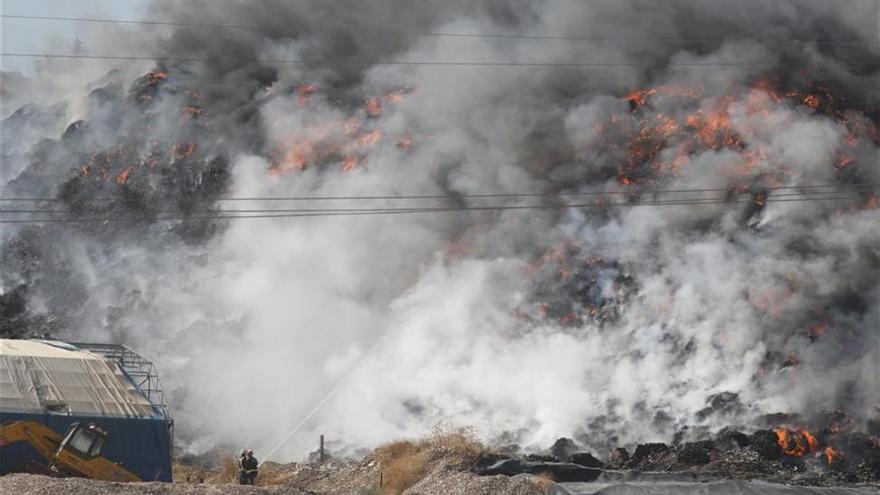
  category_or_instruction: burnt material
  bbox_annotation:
[477,458,602,483]
[550,437,579,462]
[696,392,744,421]
[631,443,670,463]
[608,447,630,468]
[715,427,752,451]
[749,430,783,460]
[677,441,714,466]
[569,452,606,469]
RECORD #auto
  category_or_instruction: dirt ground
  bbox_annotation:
[0,466,544,495]
[0,473,305,495]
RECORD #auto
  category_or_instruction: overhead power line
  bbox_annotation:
[0,183,872,203]
[0,194,870,224]
[3,52,879,68]
[0,189,871,214]
[0,13,869,46]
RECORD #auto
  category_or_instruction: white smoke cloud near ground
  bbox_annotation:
[1,0,878,460]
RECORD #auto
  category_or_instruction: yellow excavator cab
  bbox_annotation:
[59,423,106,459]
[0,420,141,482]
[51,422,141,482]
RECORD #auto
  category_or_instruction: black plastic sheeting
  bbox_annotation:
[478,458,603,482]
[478,461,879,494]
[551,473,879,495]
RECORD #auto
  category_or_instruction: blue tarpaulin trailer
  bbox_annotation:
[0,339,173,481]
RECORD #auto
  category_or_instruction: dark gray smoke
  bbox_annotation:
[1,0,878,458]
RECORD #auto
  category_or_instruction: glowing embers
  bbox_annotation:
[181,106,203,119]
[297,83,317,105]
[78,148,132,184]
[356,129,383,147]
[606,78,877,187]
[268,121,361,175]
[806,321,829,341]
[116,166,134,185]
[625,84,702,111]
[364,88,415,118]
[625,88,657,108]
[824,446,842,465]
[366,97,382,117]
[172,142,197,160]
[397,131,413,150]
[268,86,415,175]
[341,156,359,172]
[132,70,170,102]
[145,71,168,85]
[76,140,200,188]
[685,100,740,149]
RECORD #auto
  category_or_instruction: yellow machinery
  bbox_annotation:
[0,420,141,482]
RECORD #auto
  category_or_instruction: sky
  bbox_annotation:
[1,0,145,73]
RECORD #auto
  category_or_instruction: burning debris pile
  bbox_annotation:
[480,418,880,486]
[5,67,230,229]
[0,0,878,472]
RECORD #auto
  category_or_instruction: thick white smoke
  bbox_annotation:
[1,0,878,460]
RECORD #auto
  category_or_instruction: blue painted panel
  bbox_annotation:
[0,412,172,482]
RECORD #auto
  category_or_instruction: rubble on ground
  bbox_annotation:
[480,427,880,488]
[3,425,879,494]
[0,473,305,495]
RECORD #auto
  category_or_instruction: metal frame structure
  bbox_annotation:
[68,343,172,421]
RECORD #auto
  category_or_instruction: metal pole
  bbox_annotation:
[319,434,325,463]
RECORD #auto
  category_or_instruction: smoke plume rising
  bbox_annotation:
[1,0,878,459]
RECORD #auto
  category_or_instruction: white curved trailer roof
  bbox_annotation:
[0,339,158,418]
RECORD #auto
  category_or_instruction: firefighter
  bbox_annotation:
[238,449,248,485]
[243,449,259,485]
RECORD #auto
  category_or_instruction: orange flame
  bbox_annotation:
[383,89,409,104]
[172,142,196,160]
[182,105,203,118]
[625,88,657,107]
[807,322,829,340]
[366,97,382,117]
[835,154,856,170]
[297,83,316,104]
[559,312,578,325]
[824,446,840,464]
[624,84,703,108]
[341,156,358,171]
[357,129,383,148]
[397,132,412,150]
[802,429,818,452]
[278,145,312,172]
[774,427,819,457]
[116,166,134,185]
[146,71,168,85]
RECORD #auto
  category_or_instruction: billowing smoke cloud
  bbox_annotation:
[1,0,878,459]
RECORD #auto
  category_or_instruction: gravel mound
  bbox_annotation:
[280,458,381,494]
[0,474,307,495]
[0,461,546,495]
[404,462,544,495]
